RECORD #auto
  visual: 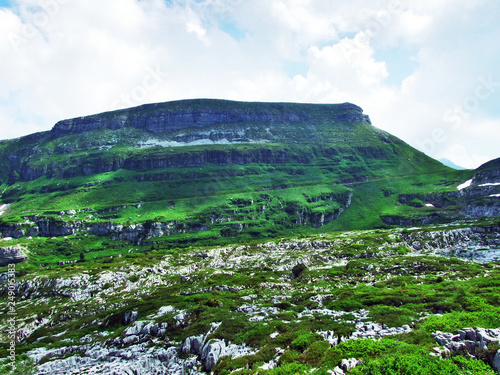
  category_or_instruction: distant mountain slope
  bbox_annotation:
[438,158,466,170]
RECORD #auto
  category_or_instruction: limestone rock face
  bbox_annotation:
[432,327,500,357]
[50,99,318,136]
[0,245,28,266]
[0,223,25,239]
[472,168,500,185]
[48,99,374,142]
[341,358,362,373]
[123,311,138,325]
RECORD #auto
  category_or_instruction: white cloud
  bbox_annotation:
[0,0,498,168]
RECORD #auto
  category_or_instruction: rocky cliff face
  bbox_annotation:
[51,100,330,136]
[0,245,28,266]
[0,191,352,243]
[122,147,294,170]
[50,100,371,137]
[473,169,500,185]
[14,144,393,181]
[0,99,380,183]
[15,147,297,181]
[472,158,500,185]
[0,218,191,243]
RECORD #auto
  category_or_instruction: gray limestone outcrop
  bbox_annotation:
[31,320,256,374]
[31,343,202,375]
[472,167,500,185]
[0,223,25,239]
[380,213,443,226]
[330,358,362,375]
[50,99,370,137]
[0,191,352,242]
[0,217,204,243]
[181,323,255,371]
[389,162,500,225]
[313,309,412,346]
[30,313,220,374]
[432,327,500,353]
[0,245,28,266]
[400,225,500,262]
[432,327,500,372]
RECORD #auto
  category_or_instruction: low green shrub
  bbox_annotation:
[298,340,330,365]
[267,362,309,375]
[291,333,323,352]
[356,353,494,375]
[128,274,140,283]
[292,264,307,279]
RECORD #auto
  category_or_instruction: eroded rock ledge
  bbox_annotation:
[51,100,369,137]
[0,245,28,267]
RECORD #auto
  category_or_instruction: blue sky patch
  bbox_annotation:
[374,46,419,86]
[220,21,246,41]
[0,0,11,8]
[283,61,309,78]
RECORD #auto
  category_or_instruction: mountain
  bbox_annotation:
[438,158,466,170]
[1,100,500,375]
[0,99,472,245]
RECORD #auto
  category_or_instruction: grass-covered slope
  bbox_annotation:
[0,99,465,248]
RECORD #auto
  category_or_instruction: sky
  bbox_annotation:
[0,0,499,169]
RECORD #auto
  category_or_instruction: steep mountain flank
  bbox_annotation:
[0,99,496,247]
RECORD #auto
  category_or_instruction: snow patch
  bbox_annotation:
[480,182,500,187]
[457,179,473,190]
[137,138,268,148]
[425,204,435,207]
[490,194,500,198]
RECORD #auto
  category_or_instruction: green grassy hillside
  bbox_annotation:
[0,99,468,250]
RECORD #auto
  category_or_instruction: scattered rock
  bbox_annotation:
[341,358,362,372]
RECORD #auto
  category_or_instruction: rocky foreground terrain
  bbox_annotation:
[1,222,500,374]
